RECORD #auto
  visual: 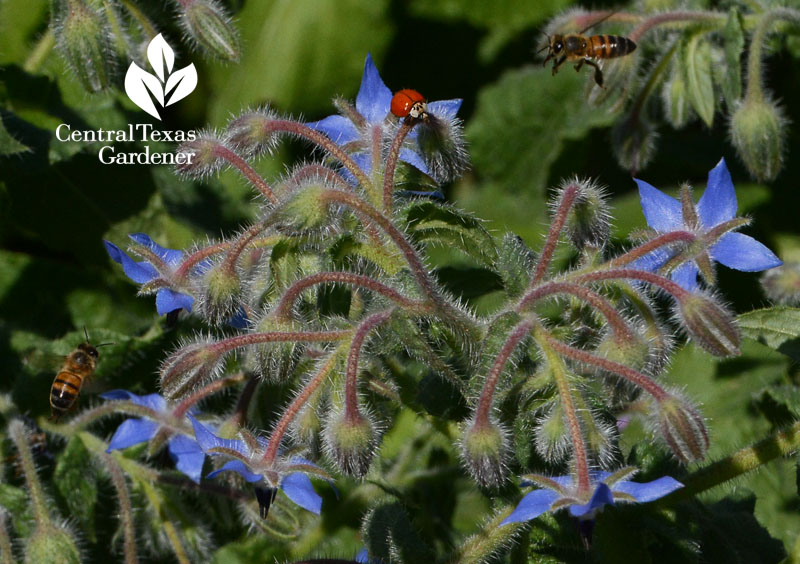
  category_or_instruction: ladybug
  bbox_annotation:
[390,89,427,119]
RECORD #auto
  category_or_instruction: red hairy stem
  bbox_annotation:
[273,271,428,322]
[542,333,670,401]
[629,10,725,42]
[344,310,394,421]
[220,221,269,275]
[517,281,634,340]
[382,120,416,211]
[173,373,247,417]
[473,320,535,428]
[608,231,696,268]
[570,268,691,301]
[262,351,340,465]
[211,143,278,204]
[208,330,352,356]
[530,183,579,287]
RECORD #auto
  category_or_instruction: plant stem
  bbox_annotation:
[8,420,50,525]
[344,310,394,421]
[99,452,139,564]
[23,29,55,73]
[383,120,415,211]
[743,8,800,104]
[529,183,578,288]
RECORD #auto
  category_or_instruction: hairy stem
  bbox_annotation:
[99,453,139,564]
[23,29,55,73]
[382,120,415,211]
[629,10,725,43]
[344,310,394,421]
[8,420,50,525]
[212,143,278,203]
[608,230,696,267]
[530,183,578,287]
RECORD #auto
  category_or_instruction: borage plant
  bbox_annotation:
[20,53,798,564]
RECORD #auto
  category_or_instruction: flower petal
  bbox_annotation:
[207,460,262,483]
[106,418,159,452]
[711,232,783,272]
[398,147,430,175]
[168,435,206,484]
[189,415,249,457]
[306,114,359,145]
[635,179,683,232]
[100,390,167,412]
[356,53,392,124]
[281,472,322,514]
[128,233,184,266]
[500,489,561,525]
[568,483,615,518]
[155,288,194,315]
[672,261,700,291]
[104,241,159,284]
[612,476,683,503]
[697,158,737,228]
[428,99,462,120]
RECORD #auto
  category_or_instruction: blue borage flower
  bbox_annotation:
[501,469,683,526]
[101,390,205,483]
[189,416,328,515]
[634,158,782,291]
[306,53,462,185]
[103,233,196,315]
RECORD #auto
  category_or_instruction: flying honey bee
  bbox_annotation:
[49,329,111,420]
[541,12,636,88]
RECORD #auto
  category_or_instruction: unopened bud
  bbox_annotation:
[253,315,302,381]
[159,337,223,400]
[277,184,330,232]
[323,409,377,479]
[594,330,652,374]
[655,394,709,463]
[533,403,569,463]
[558,178,611,249]
[199,265,242,325]
[176,0,240,61]
[729,96,785,182]
[460,419,508,488]
[676,292,740,357]
[761,262,800,305]
[415,113,469,183]
[226,109,280,158]
[175,131,226,177]
[611,111,658,174]
[662,63,692,128]
[25,524,81,564]
[53,0,114,92]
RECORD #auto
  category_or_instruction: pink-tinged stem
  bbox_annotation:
[287,163,352,192]
[344,310,394,422]
[473,320,534,428]
[382,120,415,211]
[320,189,444,310]
[173,373,246,417]
[535,329,591,494]
[571,268,691,301]
[542,333,669,401]
[273,271,428,322]
[220,221,269,274]
[208,330,352,356]
[517,281,634,340]
[608,231,696,268]
[530,183,579,287]
[175,241,230,280]
[265,120,373,192]
[262,351,340,465]
[629,11,725,43]
[212,144,278,204]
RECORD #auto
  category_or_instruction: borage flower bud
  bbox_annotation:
[611,111,658,174]
[323,409,378,479]
[199,265,242,325]
[253,315,303,381]
[175,0,240,61]
[53,0,114,92]
[159,337,224,400]
[226,108,281,158]
[556,177,611,249]
[675,292,740,357]
[654,394,709,463]
[761,262,800,305]
[729,96,786,182]
[594,330,652,375]
[460,419,508,488]
[25,524,81,564]
[275,183,335,235]
[415,113,469,183]
[175,131,227,177]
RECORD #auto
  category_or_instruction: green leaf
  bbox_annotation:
[681,33,715,127]
[403,201,498,266]
[496,232,535,299]
[409,0,568,30]
[0,483,35,536]
[362,501,435,564]
[717,7,745,107]
[664,60,693,128]
[0,114,29,155]
[738,306,800,362]
[53,436,98,541]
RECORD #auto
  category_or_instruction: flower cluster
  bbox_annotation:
[96,53,782,561]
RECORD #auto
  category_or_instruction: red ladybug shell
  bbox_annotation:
[390,89,426,118]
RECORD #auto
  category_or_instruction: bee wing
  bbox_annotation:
[578,10,618,35]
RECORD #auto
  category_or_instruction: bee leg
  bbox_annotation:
[584,59,604,88]
[574,60,585,72]
[551,55,567,76]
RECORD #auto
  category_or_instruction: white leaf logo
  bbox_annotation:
[124,34,197,120]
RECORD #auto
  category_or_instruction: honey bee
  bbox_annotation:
[49,329,111,420]
[541,13,636,88]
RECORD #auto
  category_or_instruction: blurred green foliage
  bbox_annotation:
[2,0,800,562]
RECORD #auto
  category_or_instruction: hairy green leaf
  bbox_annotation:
[738,306,800,362]
[54,436,97,541]
[681,33,715,128]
